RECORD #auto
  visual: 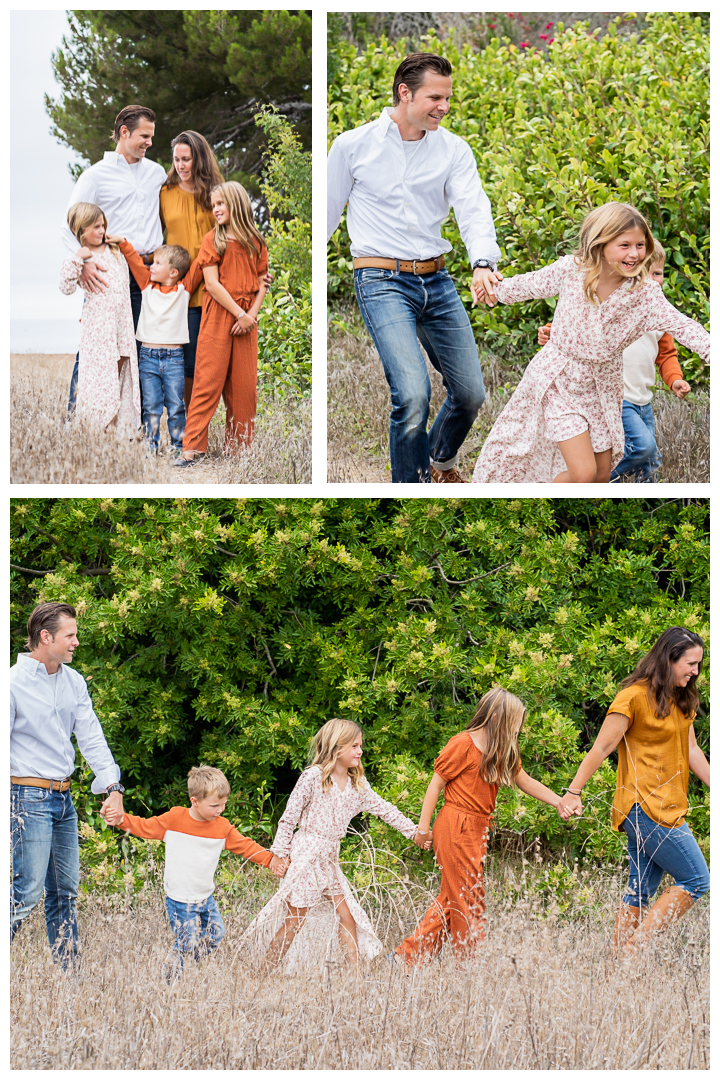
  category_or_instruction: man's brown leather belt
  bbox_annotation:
[12,776,72,792]
[353,256,445,275]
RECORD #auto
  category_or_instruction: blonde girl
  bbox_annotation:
[471,202,710,483]
[395,687,570,966]
[239,719,428,972]
[175,181,268,467]
[59,202,141,433]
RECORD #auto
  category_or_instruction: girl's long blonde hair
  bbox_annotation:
[574,201,655,305]
[211,181,265,259]
[67,202,119,255]
[465,686,526,786]
[308,718,365,793]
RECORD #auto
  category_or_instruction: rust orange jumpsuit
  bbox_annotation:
[397,731,517,964]
[183,230,268,454]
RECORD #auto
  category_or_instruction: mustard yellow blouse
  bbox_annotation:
[159,185,216,307]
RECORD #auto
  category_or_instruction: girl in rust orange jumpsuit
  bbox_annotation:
[396,687,571,965]
[175,181,268,467]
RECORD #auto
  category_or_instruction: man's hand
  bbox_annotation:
[671,378,691,399]
[538,322,552,348]
[79,260,108,295]
[262,271,274,289]
[269,854,289,878]
[471,266,503,307]
[100,789,124,825]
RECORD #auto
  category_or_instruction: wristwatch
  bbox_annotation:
[473,258,497,272]
[106,783,125,795]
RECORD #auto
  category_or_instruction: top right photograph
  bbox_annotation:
[327,12,709,485]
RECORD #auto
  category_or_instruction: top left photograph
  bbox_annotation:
[10,9,312,485]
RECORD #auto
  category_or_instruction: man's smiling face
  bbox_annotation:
[400,72,452,133]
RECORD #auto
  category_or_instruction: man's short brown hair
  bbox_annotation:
[392,52,452,106]
[651,239,666,267]
[25,602,77,650]
[155,244,191,279]
[187,766,231,802]
[114,105,156,142]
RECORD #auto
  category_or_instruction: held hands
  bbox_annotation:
[671,378,691,399]
[556,792,583,820]
[79,260,108,294]
[269,854,289,878]
[538,322,552,348]
[231,310,257,336]
[471,266,504,307]
[100,789,124,826]
[414,828,433,851]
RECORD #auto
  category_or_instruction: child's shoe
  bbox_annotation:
[173,453,206,469]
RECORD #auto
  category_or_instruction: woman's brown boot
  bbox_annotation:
[625,886,695,952]
[611,902,641,958]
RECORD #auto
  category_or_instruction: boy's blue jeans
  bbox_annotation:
[611,400,661,483]
[10,784,80,966]
[621,803,710,908]
[139,346,186,451]
[354,267,486,482]
[165,895,225,975]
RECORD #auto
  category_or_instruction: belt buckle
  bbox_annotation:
[412,260,418,275]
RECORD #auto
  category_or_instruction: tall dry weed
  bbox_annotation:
[328,318,709,484]
[11,857,709,1069]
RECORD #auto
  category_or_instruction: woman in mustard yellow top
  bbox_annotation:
[560,627,709,957]
[160,131,224,410]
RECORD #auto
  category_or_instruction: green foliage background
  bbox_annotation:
[11,498,709,871]
[327,13,709,384]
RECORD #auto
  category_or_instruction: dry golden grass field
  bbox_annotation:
[11,355,311,485]
[10,856,709,1070]
[328,316,710,484]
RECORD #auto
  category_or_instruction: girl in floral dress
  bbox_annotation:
[60,202,141,433]
[239,719,431,972]
[471,202,710,483]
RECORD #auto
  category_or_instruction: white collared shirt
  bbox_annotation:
[327,107,501,266]
[10,653,120,794]
[61,151,167,255]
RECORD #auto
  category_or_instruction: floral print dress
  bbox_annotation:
[59,249,141,432]
[238,766,417,972]
[472,255,710,483]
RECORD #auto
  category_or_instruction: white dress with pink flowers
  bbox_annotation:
[59,249,141,432]
[473,255,710,483]
[238,766,417,972]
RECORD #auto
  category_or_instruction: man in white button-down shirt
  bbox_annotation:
[10,603,124,965]
[62,105,167,415]
[328,53,504,483]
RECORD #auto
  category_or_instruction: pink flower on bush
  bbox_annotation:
[489,23,496,29]
[519,41,530,48]
[548,37,554,44]
[546,22,553,29]
[539,34,548,41]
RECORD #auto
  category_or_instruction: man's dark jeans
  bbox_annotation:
[67,274,143,417]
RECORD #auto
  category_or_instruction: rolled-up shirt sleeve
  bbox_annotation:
[445,141,501,267]
[327,137,354,243]
[72,677,121,793]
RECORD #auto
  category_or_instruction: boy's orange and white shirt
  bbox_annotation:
[115,806,272,904]
[119,239,204,346]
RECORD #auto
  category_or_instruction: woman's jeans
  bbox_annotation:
[165,895,225,975]
[621,803,710,908]
[611,400,661,482]
[10,784,80,965]
[183,305,203,380]
[354,267,486,482]
[138,346,186,451]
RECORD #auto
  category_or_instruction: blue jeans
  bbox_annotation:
[611,400,661,482]
[183,305,203,380]
[68,273,144,417]
[165,895,225,975]
[354,267,486,482]
[138,346,186,451]
[10,784,80,965]
[621,803,710,908]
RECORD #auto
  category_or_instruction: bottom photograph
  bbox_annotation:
[10,496,709,1070]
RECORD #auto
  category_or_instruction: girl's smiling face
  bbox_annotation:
[173,143,194,186]
[336,735,363,771]
[85,215,106,247]
[211,194,230,225]
[602,226,647,276]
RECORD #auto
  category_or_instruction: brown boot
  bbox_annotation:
[611,902,641,958]
[430,465,468,483]
[625,886,695,952]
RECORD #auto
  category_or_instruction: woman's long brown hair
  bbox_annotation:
[465,686,526,786]
[620,626,704,718]
[164,130,224,211]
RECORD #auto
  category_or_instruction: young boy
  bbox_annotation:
[105,765,286,975]
[538,241,691,483]
[107,235,204,455]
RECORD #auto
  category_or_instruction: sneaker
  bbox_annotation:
[430,465,467,483]
[172,453,206,469]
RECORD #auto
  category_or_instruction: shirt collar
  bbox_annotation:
[16,653,61,676]
[380,107,433,147]
[103,151,142,168]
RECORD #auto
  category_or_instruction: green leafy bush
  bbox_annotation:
[327,13,709,384]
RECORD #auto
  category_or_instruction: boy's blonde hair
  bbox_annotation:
[651,239,666,267]
[211,181,266,260]
[465,686,526,787]
[154,243,191,279]
[187,765,231,801]
[67,202,119,255]
[308,719,364,793]
[574,201,655,305]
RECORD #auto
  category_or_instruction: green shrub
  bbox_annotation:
[327,13,709,384]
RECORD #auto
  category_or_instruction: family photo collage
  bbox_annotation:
[9,8,711,1072]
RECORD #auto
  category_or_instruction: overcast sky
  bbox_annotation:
[11,10,86,322]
